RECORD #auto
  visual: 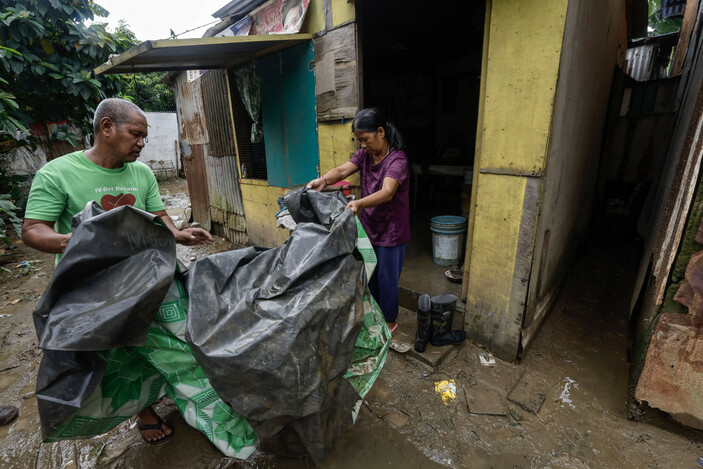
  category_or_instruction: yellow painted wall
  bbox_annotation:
[466,0,569,361]
[470,174,527,312]
[302,0,326,35]
[240,182,290,247]
[332,0,355,27]
[302,0,356,34]
[479,0,568,174]
[318,122,360,187]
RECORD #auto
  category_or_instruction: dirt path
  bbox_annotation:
[1,178,701,468]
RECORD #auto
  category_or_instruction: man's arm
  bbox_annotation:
[22,219,71,253]
[151,210,212,246]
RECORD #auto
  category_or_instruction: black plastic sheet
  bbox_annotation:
[34,202,176,438]
[187,187,366,465]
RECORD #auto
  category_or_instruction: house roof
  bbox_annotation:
[212,0,268,19]
[94,34,312,75]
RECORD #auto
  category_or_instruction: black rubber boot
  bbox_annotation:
[414,294,431,352]
[429,294,466,346]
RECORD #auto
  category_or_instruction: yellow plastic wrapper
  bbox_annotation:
[434,379,457,405]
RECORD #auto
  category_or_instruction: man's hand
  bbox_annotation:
[174,227,212,246]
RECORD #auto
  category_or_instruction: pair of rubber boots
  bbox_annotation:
[414,293,466,353]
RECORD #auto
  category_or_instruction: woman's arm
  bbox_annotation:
[346,177,399,214]
[307,161,359,191]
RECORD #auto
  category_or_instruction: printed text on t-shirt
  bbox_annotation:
[94,186,139,193]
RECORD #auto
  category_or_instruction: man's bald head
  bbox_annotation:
[93,98,146,134]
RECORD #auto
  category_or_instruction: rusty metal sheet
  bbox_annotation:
[674,248,703,326]
[635,313,703,429]
[175,72,209,145]
[206,153,247,245]
[183,144,211,230]
[201,70,238,157]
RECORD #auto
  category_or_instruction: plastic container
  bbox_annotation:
[430,215,468,266]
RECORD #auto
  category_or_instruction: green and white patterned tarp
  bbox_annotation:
[45,217,390,458]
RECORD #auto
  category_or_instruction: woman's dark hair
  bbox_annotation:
[352,108,404,150]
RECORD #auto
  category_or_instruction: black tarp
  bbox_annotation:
[187,188,365,464]
[33,189,368,464]
[33,202,176,438]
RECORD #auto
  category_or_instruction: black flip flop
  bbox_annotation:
[136,416,173,445]
[0,406,18,426]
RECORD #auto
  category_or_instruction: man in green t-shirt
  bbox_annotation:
[22,98,212,445]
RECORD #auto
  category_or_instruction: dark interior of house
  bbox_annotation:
[358,0,486,299]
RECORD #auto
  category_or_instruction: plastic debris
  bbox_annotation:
[434,379,457,405]
[479,352,496,367]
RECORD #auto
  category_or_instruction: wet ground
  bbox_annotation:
[1,178,702,468]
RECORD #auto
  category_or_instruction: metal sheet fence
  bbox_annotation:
[205,151,248,245]
[202,70,238,157]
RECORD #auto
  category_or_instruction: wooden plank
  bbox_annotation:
[671,0,701,76]
[508,372,546,414]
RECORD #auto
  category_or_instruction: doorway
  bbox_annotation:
[357,0,486,305]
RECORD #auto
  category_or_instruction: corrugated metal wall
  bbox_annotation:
[626,45,655,81]
[200,70,248,245]
[173,69,248,244]
[202,70,237,156]
[206,153,247,244]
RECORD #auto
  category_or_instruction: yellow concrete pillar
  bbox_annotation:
[466,0,569,361]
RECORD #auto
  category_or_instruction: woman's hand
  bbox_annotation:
[306,177,327,192]
[346,200,363,215]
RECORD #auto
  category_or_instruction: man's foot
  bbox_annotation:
[387,321,398,334]
[0,406,18,426]
[136,407,173,445]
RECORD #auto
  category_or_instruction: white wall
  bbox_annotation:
[142,112,179,180]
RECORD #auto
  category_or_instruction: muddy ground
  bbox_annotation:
[0,178,701,468]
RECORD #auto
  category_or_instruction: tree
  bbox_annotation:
[112,20,176,112]
[0,0,132,242]
[0,0,130,146]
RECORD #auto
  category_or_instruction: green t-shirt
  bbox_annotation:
[25,150,165,237]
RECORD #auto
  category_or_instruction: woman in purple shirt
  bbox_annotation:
[307,108,410,332]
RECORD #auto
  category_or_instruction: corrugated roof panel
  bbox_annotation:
[661,0,686,19]
[94,35,313,75]
[212,0,267,19]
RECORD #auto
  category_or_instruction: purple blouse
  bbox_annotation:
[349,148,411,247]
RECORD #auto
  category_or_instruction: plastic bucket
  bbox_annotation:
[430,215,468,266]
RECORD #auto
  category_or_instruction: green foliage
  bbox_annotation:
[648,0,683,36]
[121,73,176,112]
[112,20,175,112]
[0,0,128,140]
[0,193,22,246]
[0,0,135,242]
